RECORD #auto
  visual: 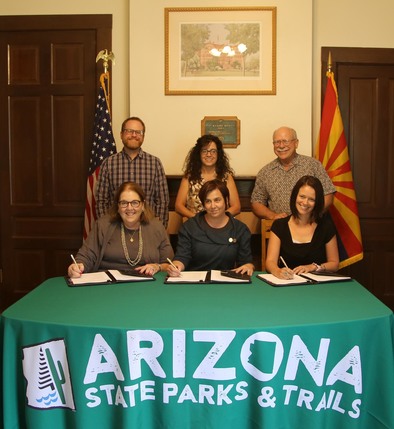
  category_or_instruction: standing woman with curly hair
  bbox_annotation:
[175,134,241,218]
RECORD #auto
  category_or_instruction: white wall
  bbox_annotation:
[2,0,394,176]
[130,0,313,175]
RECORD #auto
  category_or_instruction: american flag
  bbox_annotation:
[83,72,116,240]
[316,64,363,268]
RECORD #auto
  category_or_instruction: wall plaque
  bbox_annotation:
[201,116,240,148]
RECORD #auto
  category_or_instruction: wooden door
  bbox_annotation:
[0,15,112,309]
[321,47,394,309]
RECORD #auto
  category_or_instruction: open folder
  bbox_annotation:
[66,269,155,286]
[257,271,352,287]
[165,270,251,284]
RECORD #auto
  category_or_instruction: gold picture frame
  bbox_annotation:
[165,7,277,95]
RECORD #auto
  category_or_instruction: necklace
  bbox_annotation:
[121,223,143,266]
[127,228,139,243]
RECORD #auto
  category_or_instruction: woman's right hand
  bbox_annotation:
[67,262,85,278]
[167,261,183,277]
[275,267,294,280]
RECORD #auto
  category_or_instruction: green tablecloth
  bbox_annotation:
[1,273,394,429]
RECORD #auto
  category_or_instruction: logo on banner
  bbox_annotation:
[22,339,76,410]
[20,331,363,420]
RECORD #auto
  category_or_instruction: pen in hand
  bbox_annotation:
[70,254,81,274]
[167,258,182,277]
[280,256,293,279]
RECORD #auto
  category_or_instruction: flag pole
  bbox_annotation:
[327,51,332,73]
[82,50,117,241]
[95,49,115,109]
[316,53,363,268]
[96,49,115,74]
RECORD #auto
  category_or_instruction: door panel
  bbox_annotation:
[0,16,112,309]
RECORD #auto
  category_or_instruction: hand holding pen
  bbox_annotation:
[68,254,84,278]
[166,258,183,277]
[279,256,294,280]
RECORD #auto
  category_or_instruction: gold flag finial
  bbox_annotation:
[96,49,115,73]
[327,51,332,73]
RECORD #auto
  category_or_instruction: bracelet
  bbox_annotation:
[312,262,322,271]
[156,264,161,272]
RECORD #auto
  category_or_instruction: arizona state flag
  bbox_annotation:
[316,65,363,268]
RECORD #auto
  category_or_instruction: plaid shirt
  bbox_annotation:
[96,148,169,227]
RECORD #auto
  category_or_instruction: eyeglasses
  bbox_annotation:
[118,200,142,208]
[122,128,144,136]
[273,139,297,146]
[201,149,218,155]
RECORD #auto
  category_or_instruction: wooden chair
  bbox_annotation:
[261,219,274,271]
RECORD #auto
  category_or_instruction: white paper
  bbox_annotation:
[257,273,309,286]
[69,271,112,285]
[165,271,208,283]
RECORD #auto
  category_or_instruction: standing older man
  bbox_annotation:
[96,116,169,227]
[251,126,336,220]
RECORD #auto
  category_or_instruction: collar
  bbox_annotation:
[122,147,144,160]
[194,211,236,228]
[272,153,300,170]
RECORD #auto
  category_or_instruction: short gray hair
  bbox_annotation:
[272,126,298,140]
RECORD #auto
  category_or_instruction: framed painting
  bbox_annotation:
[165,7,277,95]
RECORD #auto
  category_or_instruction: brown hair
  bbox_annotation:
[121,116,146,133]
[108,181,154,224]
[290,175,325,223]
[183,134,234,183]
[198,179,230,210]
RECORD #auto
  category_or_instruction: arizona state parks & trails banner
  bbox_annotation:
[1,275,394,428]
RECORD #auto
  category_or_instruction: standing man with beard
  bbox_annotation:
[251,126,336,220]
[96,116,169,228]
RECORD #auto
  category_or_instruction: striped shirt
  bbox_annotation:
[96,148,169,227]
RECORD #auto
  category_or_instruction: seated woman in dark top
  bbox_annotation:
[67,181,173,278]
[266,175,339,279]
[167,179,254,276]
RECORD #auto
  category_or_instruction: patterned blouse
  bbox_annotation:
[186,173,229,214]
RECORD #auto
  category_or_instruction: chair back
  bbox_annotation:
[261,219,274,271]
